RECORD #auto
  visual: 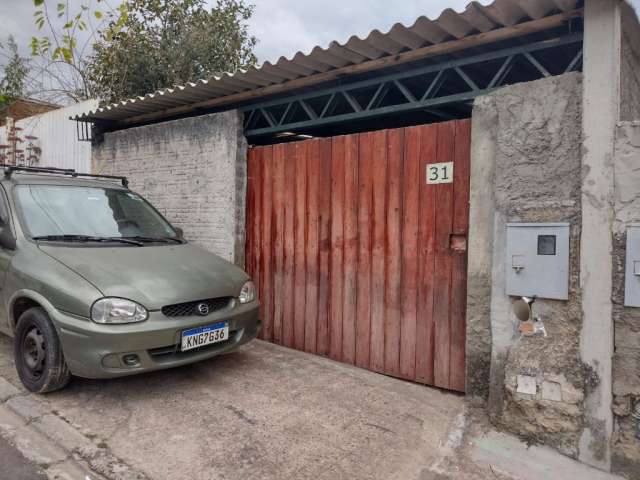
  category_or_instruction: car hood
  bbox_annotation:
[38,243,248,310]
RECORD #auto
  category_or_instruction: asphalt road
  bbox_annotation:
[0,435,46,480]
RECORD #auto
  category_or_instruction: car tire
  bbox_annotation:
[14,307,71,393]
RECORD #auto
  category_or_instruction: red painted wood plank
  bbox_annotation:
[383,128,403,378]
[293,141,308,351]
[317,138,332,356]
[399,126,421,380]
[260,146,274,342]
[356,132,373,369]
[329,136,345,362]
[369,130,388,373]
[415,124,437,385]
[271,144,286,345]
[453,119,471,235]
[304,140,320,354]
[251,150,263,338]
[433,121,456,390]
[282,143,296,349]
[450,120,471,392]
[342,135,359,365]
[245,149,256,280]
[252,149,261,336]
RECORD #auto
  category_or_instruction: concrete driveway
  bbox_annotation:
[0,336,464,480]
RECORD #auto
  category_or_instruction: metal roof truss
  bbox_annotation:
[242,33,583,139]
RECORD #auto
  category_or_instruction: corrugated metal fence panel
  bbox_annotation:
[246,120,471,392]
[0,100,97,172]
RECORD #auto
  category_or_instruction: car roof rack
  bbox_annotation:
[1,165,129,188]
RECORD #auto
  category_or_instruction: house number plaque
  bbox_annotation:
[426,162,453,184]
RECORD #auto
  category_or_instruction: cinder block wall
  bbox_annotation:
[92,110,247,266]
[466,73,585,457]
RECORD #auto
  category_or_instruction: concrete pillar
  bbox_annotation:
[578,0,621,471]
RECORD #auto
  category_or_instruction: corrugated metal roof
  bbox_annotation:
[76,0,580,124]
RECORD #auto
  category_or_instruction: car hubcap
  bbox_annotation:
[22,328,45,378]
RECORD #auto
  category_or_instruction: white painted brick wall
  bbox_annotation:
[92,110,247,266]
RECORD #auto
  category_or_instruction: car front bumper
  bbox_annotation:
[51,300,261,379]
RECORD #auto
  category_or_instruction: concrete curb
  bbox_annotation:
[0,377,148,480]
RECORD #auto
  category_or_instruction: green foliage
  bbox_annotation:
[88,0,257,105]
[31,0,112,66]
[0,36,30,109]
[29,0,122,102]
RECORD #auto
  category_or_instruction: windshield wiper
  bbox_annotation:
[122,236,183,244]
[32,235,144,246]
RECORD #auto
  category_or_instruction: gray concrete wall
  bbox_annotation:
[467,73,585,457]
[92,111,247,266]
[611,121,640,479]
[621,3,640,122]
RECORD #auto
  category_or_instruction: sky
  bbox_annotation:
[1,0,638,66]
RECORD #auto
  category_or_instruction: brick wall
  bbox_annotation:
[92,110,247,266]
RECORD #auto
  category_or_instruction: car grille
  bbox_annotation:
[161,297,232,317]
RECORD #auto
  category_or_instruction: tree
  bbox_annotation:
[88,0,257,105]
[0,36,30,109]
[29,0,126,103]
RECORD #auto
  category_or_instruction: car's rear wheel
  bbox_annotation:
[14,307,71,393]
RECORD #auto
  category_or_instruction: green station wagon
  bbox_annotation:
[0,166,261,393]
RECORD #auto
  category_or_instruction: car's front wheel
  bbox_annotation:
[14,307,71,393]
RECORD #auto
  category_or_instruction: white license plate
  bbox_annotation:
[181,322,229,352]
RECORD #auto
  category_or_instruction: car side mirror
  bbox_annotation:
[174,227,184,239]
[0,222,16,250]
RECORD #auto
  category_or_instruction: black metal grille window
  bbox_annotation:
[161,297,232,317]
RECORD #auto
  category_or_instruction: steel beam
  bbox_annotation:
[243,33,583,137]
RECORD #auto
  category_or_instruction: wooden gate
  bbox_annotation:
[246,120,470,392]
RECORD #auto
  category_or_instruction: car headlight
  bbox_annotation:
[91,298,148,324]
[239,280,256,304]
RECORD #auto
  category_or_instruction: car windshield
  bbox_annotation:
[14,185,177,240]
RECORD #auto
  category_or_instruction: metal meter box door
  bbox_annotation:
[506,223,570,300]
[625,226,640,307]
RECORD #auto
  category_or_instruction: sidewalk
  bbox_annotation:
[428,408,625,480]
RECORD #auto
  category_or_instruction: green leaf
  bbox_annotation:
[94,10,103,20]
[33,0,44,6]
[63,21,73,29]
[39,37,51,55]
[29,37,38,56]
[57,3,65,12]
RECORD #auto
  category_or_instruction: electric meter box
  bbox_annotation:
[506,223,570,300]
[625,225,640,307]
